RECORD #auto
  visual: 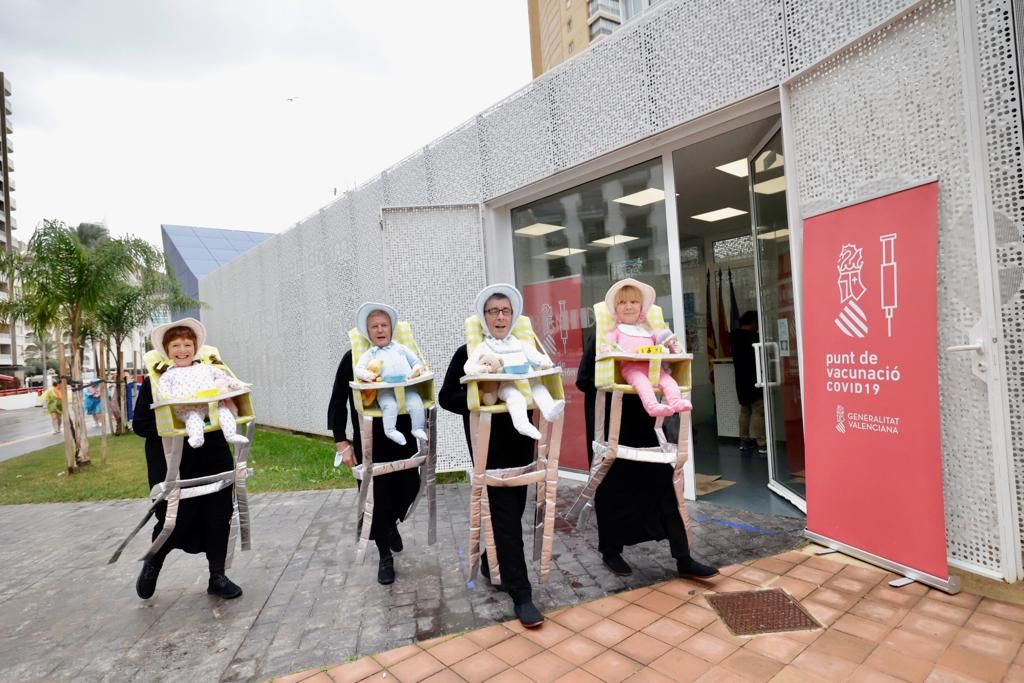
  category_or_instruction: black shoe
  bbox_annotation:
[513,600,545,628]
[378,553,396,585]
[602,553,633,576]
[677,558,720,580]
[390,527,403,553]
[757,445,768,456]
[207,573,243,599]
[135,559,162,599]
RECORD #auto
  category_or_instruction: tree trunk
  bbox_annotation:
[70,328,90,466]
[41,330,49,389]
[57,338,76,474]
[113,335,125,434]
[98,340,108,463]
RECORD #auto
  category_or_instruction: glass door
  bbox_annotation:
[747,122,806,510]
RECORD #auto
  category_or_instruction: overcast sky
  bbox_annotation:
[1,0,532,246]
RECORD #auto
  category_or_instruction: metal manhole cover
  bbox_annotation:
[705,588,822,636]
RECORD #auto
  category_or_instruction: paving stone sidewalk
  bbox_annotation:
[0,482,804,682]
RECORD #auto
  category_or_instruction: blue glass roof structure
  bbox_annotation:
[161,224,273,320]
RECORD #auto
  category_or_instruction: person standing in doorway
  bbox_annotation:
[731,311,766,455]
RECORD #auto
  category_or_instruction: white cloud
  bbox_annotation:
[3,0,531,245]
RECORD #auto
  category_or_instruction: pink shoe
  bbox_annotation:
[669,398,693,413]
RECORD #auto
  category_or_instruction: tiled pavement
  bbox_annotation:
[270,549,1024,683]
[0,482,804,682]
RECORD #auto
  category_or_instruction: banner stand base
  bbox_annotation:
[804,530,961,594]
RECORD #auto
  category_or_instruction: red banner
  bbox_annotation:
[522,276,587,471]
[803,181,948,580]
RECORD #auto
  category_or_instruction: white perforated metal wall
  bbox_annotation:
[380,206,484,472]
[201,0,1024,561]
[976,0,1024,547]
[787,0,1005,573]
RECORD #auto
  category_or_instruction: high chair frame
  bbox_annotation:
[564,303,693,534]
[462,314,564,585]
[108,346,254,566]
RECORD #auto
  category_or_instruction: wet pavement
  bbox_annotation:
[0,482,804,682]
[0,405,107,463]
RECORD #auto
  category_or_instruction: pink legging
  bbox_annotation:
[620,362,689,417]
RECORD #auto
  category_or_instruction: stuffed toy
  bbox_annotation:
[476,352,504,406]
[360,358,385,407]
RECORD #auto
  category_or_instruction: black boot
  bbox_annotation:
[602,552,633,576]
[207,573,243,599]
[677,557,720,579]
[390,527,403,553]
[378,550,396,585]
[136,558,163,599]
[513,599,545,628]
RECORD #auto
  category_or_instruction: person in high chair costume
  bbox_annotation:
[440,284,564,629]
[570,279,718,580]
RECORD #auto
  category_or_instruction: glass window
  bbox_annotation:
[512,158,671,471]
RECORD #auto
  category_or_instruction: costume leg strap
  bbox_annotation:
[538,413,563,583]
[673,408,693,543]
[354,416,375,564]
[467,411,488,580]
[142,436,185,561]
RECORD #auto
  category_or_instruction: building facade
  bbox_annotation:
[0,72,20,372]
[528,0,665,76]
[203,0,1024,584]
[161,224,272,321]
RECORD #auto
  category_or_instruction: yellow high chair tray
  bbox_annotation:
[349,372,434,392]
[459,367,561,383]
[144,347,256,438]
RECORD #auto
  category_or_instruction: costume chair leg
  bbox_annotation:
[673,408,693,544]
[566,390,623,528]
[532,410,547,562]
[236,420,254,551]
[354,416,375,565]
[426,406,437,546]
[538,414,563,583]
[143,435,185,561]
[467,411,486,580]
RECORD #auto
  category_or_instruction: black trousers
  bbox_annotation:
[488,484,531,604]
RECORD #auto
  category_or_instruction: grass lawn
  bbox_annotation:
[0,429,358,505]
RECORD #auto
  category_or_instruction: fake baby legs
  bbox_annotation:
[498,379,565,440]
[620,363,692,418]
[377,389,427,445]
[177,405,249,449]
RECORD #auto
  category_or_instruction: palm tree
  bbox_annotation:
[6,219,169,471]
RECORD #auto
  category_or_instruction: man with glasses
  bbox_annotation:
[439,284,549,628]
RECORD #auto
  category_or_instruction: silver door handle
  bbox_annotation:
[753,342,765,388]
[765,341,782,387]
[946,339,984,354]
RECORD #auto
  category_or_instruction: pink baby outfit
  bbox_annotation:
[605,323,689,417]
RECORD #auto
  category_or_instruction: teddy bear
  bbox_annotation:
[476,352,504,406]
[360,358,385,407]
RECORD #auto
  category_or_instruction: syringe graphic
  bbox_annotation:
[880,234,898,337]
[558,300,569,355]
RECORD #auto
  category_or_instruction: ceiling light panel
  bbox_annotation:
[691,207,748,222]
[715,159,748,177]
[590,235,638,246]
[515,222,565,236]
[613,188,665,206]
